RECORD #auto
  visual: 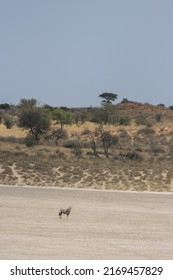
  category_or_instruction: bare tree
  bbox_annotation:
[99,126,118,158]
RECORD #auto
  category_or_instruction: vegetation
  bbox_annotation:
[98,92,118,104]
[52,108,73,131]
[135,115,149,126]
[99,126,118,158]
[24,133,37,147]
[51,128,68,146]
[3,113,15,129]
[0,97,173,191]
[18,99,50,142]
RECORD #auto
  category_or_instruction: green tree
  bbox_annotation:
[52,108,73,131]
[18,98,37,109]
[92,105,117,125]
[18,100,50,142]
[97,92,118,124]
[73,111,87,125]
[42,104,54,116]
[0,103,11,110]
[98,92,118,105]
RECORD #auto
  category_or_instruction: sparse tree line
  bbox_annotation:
[0,93,173,160]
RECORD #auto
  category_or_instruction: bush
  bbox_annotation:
[63,139,83,157]
[51,128,68,145]
[137,127,155,136]
[125,151,142,160]
[55,149,65,158]
[3,117,14,129]
[18,106,50,142]
[118,151,142,161]
[0,103,10,110]
[118,128,130,138]
[24,134,37,147]
[81,128,91,135]
[135,115,149,126]
[150,142,165,154]
[121,98,129,103]
[118,115,131,126]
[155,113,162,122]
[169,105,173,110]
[63,139,81,148]
[72,146,83,157]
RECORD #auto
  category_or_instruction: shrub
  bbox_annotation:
[118,115,131,126]
[155,113,162,122]
[55,149,65,158]
[63,139,81,148]
[121,98,129,103]
[3,116,14,129]
[135,115,149,126]
[0,103,10,110]
[63,139,83,157]
[137,127,155,136]
[24,134,37,147]
[81,128,91,135]
[125,151,142,160]
[157,103,165,107]
[51,128,68,145]
[118,151,142,161]
[118,128,130,139]
[150,141,165,154]
[72,146,83,157]
[169,105,173,110]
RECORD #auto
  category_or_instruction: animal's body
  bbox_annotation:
[59,207,72,218]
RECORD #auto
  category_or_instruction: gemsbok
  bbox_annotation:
[59,206,72,219]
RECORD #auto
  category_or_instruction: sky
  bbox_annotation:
[0,0,173,108]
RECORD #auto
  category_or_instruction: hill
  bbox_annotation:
[0,100,173,192]
[114,101,173,124]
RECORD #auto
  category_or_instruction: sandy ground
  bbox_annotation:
[0,185,173,260]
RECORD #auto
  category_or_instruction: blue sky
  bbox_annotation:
[0,0,173,107]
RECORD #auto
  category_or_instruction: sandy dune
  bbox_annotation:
[0,185,173,259]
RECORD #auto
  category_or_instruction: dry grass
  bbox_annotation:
[0,124,27,137]
[0,122,173,192]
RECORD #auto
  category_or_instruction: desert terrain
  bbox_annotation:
[0,185,173,259]
[0,103,173,260]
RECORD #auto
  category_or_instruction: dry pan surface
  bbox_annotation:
[0,185,173,260]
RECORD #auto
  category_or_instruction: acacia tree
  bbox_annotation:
[99,126,118,158]
[84,129,99,157]
[73,111,87,125]
[97,92,118,124]
[18,99,50,142]
[98,92,118,104]
[52,108,73,131]
[51,128,68,145]
[18,98,37,108]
